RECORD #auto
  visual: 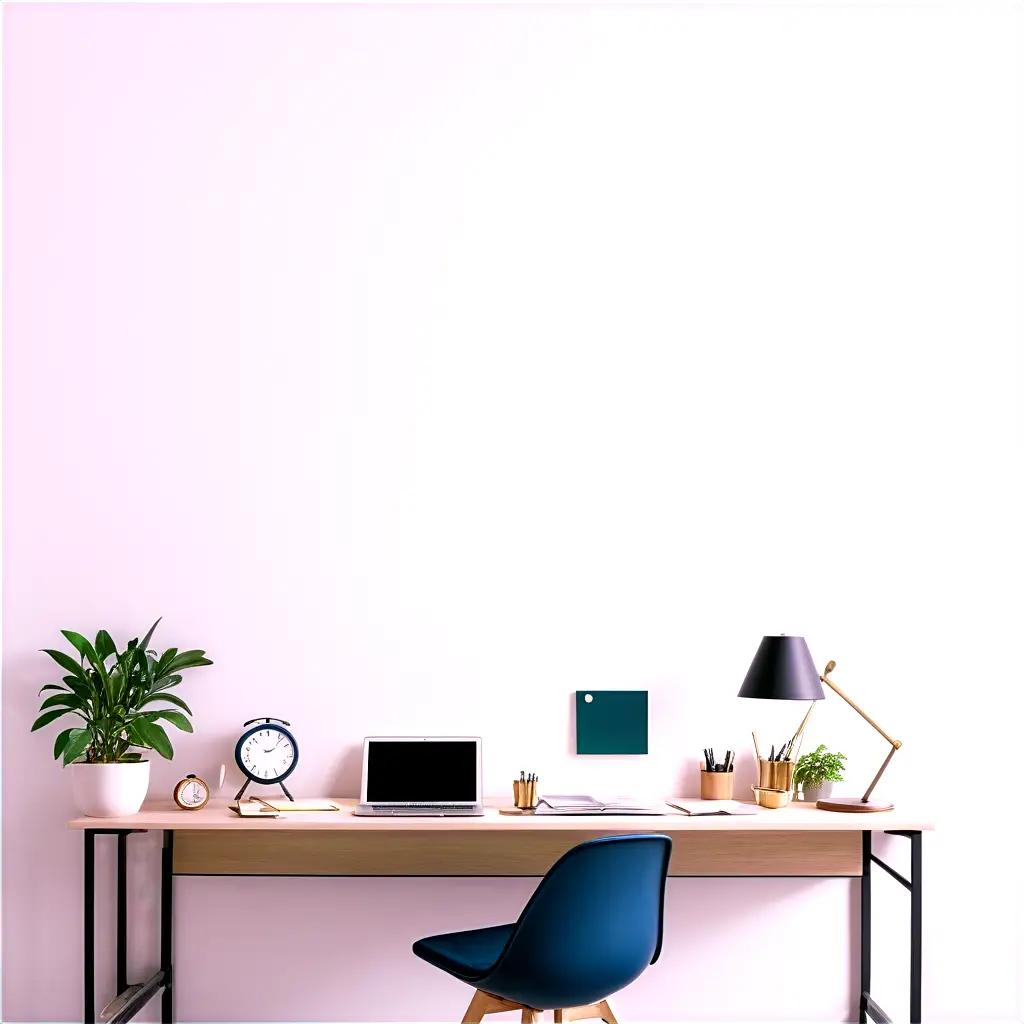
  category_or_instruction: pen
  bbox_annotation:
[769,745,775,762]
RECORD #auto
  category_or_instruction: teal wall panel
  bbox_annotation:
[575,690,648,755]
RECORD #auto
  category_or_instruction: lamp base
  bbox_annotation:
[816,796,894,813]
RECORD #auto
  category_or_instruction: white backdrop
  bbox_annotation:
[3,2,1022,1021]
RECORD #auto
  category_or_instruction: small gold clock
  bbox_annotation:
[173,773,210,810]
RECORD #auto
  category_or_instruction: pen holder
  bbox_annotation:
[700,769,734,800]
[513,779,538,810]
[758,758,794,793]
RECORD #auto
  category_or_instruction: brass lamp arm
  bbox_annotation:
[820,661,901,749]
[820,660,901,804]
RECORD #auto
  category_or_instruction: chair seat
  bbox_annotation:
[413,923,516,981]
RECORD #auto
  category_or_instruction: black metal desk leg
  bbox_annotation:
[910,831,922,1023]
[84,831,96,1024]
[117,832,128,994]
[161,831,174,1024]
[860,830,871,1024]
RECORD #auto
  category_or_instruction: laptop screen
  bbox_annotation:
[365,739,479,803]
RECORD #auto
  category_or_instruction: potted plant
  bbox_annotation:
[31,619,212,817]
[794,744,847,803]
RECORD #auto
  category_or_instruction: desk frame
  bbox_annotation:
[82,825,922,1024]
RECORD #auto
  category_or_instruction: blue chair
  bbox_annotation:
[413,834,672,1024]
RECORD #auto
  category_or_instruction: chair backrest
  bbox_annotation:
[480,834,672,1010]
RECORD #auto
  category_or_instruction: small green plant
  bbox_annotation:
[31,619,212,765]
[794,744,847,787]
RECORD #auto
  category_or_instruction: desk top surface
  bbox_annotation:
[68,797,935,832]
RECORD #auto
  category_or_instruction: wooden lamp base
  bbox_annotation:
[816,796,894,813]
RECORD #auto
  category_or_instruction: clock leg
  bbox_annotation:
[279,782,294,801]
[234,778,250,801]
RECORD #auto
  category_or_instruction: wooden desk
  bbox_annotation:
[70,799,932,1024]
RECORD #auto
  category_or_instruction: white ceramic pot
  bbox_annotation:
[799,780,834,803]
[71,760,151,817]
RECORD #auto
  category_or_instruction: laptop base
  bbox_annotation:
[353,804,484,817]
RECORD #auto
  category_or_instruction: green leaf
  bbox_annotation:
[166,650,213,673]
[31,707,76,731]
[62,729,92,765]
[95,629,118,661]
[39,683,71,695]
[61,630,97,663]
[148,674,181,694]
[139,691,191,713]
[154,648,178,677]
[53,727,75,759]
[63,631,112,703]
[129,718,173,759]
[139,618,162,654]
[39,692,87,712]
[63,675,96,703]
[42,648,87,678]
[143,709,193,733]
[133,643,155,689]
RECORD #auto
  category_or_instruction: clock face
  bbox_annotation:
[175,776,209,809]
[235,724,298,784]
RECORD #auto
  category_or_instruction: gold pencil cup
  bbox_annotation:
[700,770,734,800]
[758,759,794,792]
[513,780,538,810]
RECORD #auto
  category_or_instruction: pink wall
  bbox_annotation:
[4,4,1021,1022]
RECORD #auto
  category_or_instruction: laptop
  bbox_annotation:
[353,736,485,816]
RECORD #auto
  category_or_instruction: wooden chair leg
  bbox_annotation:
[554,1000,618,1024]
[462,989,536,1023]
[462,990,492,1024]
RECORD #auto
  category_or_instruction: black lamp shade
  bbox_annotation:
[738,635,825,701]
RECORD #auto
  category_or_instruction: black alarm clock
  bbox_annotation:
[233,717,298,801]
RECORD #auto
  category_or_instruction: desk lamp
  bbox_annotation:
[738,635,901,812]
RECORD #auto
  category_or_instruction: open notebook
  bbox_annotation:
[667,799,757,816]
[536,795,666,815]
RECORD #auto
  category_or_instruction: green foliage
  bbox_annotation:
[31,619,212,765]
[794,744,847,786]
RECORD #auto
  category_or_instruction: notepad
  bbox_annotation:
[231,801,281,818]
[256,798,341,812]
[668,799,757,816]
